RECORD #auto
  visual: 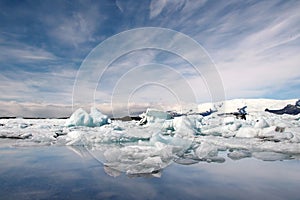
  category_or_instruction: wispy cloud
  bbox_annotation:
[149,0,300,99]
[0,0,299,117]
[0,67,76,104]
[149,0,167,19]
[0,36,57,63]
[203,1,300,99]
[45,8,102,48]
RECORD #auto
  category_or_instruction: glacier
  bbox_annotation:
[1,99,300,177]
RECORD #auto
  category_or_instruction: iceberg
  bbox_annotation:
[172,115,202,138]
[65,107,109,127]
[89,107,109,127]
[139,108,172,125]
[65,108,93,127]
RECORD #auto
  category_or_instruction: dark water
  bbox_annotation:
[0,144,299,200]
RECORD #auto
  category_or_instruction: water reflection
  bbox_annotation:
[68,139,296,178]
[0,145,300,200]
[78,132,194,177]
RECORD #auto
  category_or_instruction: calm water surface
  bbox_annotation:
[0,143,299,200]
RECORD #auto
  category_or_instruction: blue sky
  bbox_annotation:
[0,0,299,117]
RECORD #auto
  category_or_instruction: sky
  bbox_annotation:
[0,0,299,117]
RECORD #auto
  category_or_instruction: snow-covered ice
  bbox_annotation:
[1,99,300,176]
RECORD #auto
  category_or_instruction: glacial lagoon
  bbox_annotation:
[1,143,299,200]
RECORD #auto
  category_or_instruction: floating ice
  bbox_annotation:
[149,133,192,151]
[235,127,259,138]
[89,107,109,127]
[252,152,292,161]
[254,117,269,128]
[195,142,218,159]
[0,130,32,139]
[65,107,109,127]
[223,117,235,125]
[1,99,300,176]
[172,115,202,138]
[139,108,172,125]
[65,131,85,145]
[65,108,93,127]
[227,150,252,160]
[19,123,29,129]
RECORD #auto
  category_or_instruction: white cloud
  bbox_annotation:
[0,67,77,104]
[183,1,300,99]
[1,0,299,117]
[150,0,167,19]
[0,39,57,63]
[45,5,104,48]
[73,27,224,113]
[0,101,73,118]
